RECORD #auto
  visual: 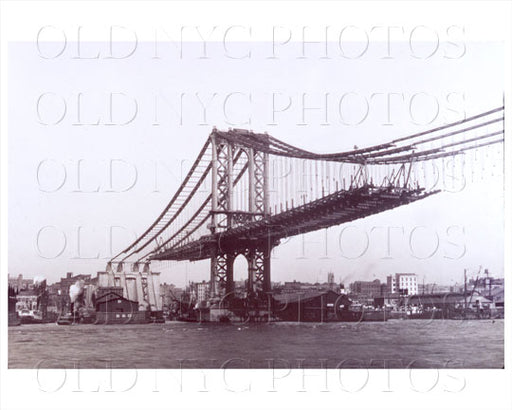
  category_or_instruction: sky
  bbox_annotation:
[8,40,505,287]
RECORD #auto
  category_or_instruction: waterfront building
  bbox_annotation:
[408,291,494,312]
[15,280,48,320]
[277,279,342,294]
[469,271,504,298]
[160,283,183,310]
[418,283,461,294]
[8,274,34,291]
[58,272,93,288]
[491,287,504,308]
[349,279,382,298]
[56,272,94,297]
[387,273,418,296]
[96,286,123,299]
[15,289,39,312]
[273,290,351,322]
[95,291,149,324]
[195,280,210,303]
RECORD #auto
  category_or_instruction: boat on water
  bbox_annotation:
[406,310,445,320]
[337,304,388,322]
[79,310,97,324]
[57,307,99,325]
[56,312,79,325]
[18,309,44,324]
[150,310,166,323]
[446,307,493,320]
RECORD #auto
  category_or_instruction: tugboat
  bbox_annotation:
[150,310,166,323]
[337,303,388,322]
[78,308,97,324]
[56,302,79,325]
[56,313,76,325]
[18,309,44,324]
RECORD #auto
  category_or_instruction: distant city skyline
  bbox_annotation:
[9,266,504,288]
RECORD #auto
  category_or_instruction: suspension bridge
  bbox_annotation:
[109,106,504,300]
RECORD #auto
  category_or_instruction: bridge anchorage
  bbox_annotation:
[110,106,504,309]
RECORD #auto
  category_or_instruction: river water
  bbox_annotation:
[8,319,503,369]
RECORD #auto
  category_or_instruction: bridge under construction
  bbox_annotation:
[109,106,504,300]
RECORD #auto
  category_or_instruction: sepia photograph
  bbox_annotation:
[1,1,511,410]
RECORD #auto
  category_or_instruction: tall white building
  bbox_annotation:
[387,273,418,296]
[196,281,210,303]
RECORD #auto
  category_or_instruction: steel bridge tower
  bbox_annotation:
[209,129,271,299]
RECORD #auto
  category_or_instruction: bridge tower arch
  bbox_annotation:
[209,129,271,299]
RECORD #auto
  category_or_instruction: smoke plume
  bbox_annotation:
[69,280,85,303]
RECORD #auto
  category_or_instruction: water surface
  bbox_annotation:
[8,319,503,368]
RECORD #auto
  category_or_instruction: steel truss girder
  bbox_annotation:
[112,107,503,264]
[152,186,438,262]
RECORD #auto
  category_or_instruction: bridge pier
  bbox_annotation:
[210,244,272,299]
[210,253,234,299]
[247,244,271,295]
